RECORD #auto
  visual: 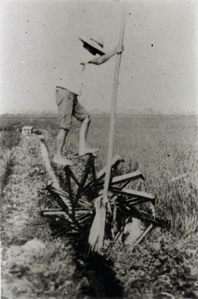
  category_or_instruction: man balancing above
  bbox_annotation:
[53,36,123,166]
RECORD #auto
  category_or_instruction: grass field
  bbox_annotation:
[1,113,198,298]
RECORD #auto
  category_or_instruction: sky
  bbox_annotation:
[0,0,197,115]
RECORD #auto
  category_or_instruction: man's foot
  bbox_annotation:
[79,147,99,157]
[53,155,73,166]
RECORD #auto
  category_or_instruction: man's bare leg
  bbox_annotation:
[79,116,98,156]
[53,128,73,165]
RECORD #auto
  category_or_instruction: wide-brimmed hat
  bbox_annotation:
[79,36,105,55]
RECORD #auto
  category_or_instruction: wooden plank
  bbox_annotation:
[111,170,144,184]
[68,169,81,186]
[76,155,93,200]
[41,208,63,212]
[39,137,72,213]
[48,186,72,210]
[110,187,155,200]
[91,158,97,182]
[80,155,124,196]
[41,210,72,223]
[96,155,124,180]
[88,4,126,253]
[121,207,171,229]
[65,167,74,203]
[102,3,126,203]
[41,211,67,216]
[124,197,154,206]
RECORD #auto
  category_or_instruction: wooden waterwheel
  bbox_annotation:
[39,137,170,254]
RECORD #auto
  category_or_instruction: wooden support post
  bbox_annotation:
[76,154,95,201]
[88,3,126,253]
[65,167,72,200]
[64,166,77,223]
[82,155,124,196]
[103,6,126,204]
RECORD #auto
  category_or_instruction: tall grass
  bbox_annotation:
[0,150,14,195]
[90,115,198,237]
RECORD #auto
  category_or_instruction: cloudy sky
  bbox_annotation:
[0,0,197,114]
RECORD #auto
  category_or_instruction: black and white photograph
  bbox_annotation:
[0,0,198,298]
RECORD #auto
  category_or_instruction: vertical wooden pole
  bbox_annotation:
[103,5,126,203]
[88,3,126,253]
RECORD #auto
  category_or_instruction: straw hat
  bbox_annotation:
[79,36,105,55]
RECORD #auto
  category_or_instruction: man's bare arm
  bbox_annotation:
[88,44,124,66]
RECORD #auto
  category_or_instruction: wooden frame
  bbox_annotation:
[42,153,171,232]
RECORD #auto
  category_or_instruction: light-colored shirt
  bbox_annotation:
[55,42,94,95]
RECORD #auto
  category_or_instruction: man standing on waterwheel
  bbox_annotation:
[53,36,123,166]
